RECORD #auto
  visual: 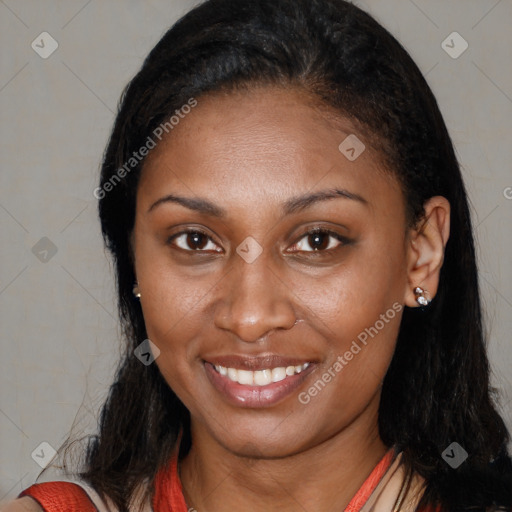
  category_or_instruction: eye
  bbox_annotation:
[167,228,349,255]
[288,228,348,253]
[168,229,222,252]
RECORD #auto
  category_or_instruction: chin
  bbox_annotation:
[205,415,324,460]
[221,435,306,459]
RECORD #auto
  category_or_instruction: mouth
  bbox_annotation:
[213,362,310,386]
[203,358,315,408]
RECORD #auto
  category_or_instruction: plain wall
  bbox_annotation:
[1,0,511,502]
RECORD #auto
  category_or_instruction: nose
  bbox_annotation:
[214,255,297,343]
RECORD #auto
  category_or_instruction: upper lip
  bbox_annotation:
[204,354,315,371]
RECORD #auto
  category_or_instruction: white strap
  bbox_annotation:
[79,481,153,512]
[66,481,115,512]
[360,452,425,512]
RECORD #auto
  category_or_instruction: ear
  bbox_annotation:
[404,196,450,307]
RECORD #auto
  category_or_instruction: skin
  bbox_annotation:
[3,497,44,511]
[7,88,449,511]
[128,87,451,511]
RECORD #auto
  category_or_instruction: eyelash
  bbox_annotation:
[167,227,351,256]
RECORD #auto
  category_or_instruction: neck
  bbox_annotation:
[179,398,389,511]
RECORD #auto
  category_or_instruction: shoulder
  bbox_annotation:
[0,497,44,512]
[13,480,101,512]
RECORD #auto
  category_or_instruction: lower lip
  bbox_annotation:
[204,362,315,408]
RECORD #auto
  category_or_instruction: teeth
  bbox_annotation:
[214,363,310,386]
[271,367,286,382]
[227,367,237,381]
[254,369,272,386]
[237,370,254,385]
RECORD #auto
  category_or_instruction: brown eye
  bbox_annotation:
[289,229,347,253]
[169,230,222,252]
[186,232,208,250]
[307,232,330,251]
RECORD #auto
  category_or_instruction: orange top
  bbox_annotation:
[18,481,100,511]
[19,448,408,511]
[153,448,397,512]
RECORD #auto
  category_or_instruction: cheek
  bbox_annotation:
[293,239,406,337]
[139,268,206,356]
[138,265,208,408]
[295,274,402,427]
[290,234,405,396]
[133,232,210,369]
[135,221,407,351]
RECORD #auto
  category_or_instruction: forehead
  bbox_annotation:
[138,86,398,210]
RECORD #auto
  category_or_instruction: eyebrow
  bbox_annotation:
[147,188,367,216]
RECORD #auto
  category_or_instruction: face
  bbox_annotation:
[132,87,410,458]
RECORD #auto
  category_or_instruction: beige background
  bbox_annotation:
[1,0,511,502]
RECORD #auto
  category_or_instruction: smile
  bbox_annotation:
[204,359,315,408]
[213,363,310,386]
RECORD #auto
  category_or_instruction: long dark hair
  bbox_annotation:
[74,0,512,510]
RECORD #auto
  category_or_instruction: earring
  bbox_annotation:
[133,283,141,299]
[414,286,430,307]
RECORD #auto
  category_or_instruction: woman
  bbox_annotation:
[8,0,512,510]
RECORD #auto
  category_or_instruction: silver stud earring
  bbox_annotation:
[133,283,141,299]
[414,286,430,307]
